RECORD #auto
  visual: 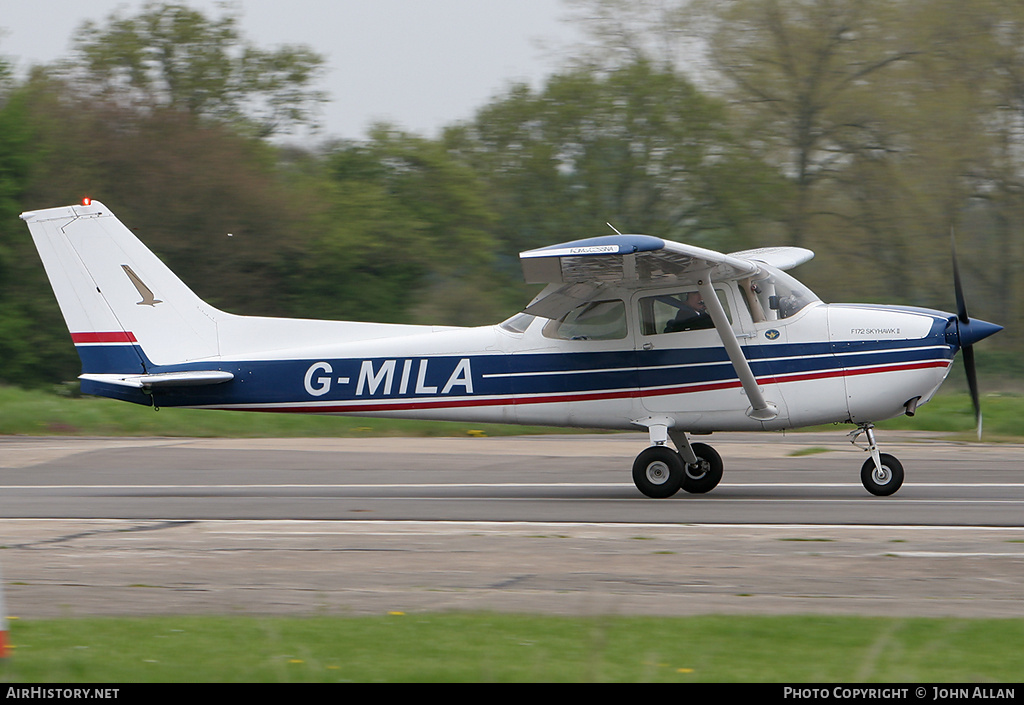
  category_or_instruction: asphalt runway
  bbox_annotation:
[2,432,1023,618]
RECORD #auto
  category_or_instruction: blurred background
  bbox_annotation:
[1,0,1019,390]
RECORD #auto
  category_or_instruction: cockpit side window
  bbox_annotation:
[638,289,731,336]
[543,299,627,341]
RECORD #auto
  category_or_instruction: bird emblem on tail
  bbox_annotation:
[121,265,163,306]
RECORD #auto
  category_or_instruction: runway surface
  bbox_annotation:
[2,432,1023,618]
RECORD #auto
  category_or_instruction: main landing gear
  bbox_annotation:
[631,429,723,499]
[850,424,904,496]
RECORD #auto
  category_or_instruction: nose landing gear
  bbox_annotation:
[850,424,904,496]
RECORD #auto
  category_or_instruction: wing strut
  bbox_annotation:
[696,276,778,421]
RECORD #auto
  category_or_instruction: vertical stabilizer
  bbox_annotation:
[21,200,221,373]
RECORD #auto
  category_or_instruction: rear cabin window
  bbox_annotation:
[543,300,627,341]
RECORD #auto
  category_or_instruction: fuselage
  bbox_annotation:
[77,289,960,434]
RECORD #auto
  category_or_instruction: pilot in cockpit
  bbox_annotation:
[665,291,713,332]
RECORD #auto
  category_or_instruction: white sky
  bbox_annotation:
[0,0,583,141]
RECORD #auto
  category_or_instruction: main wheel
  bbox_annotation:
[860,453,904,496]
[681,442,724,494]
[632,446,684,498]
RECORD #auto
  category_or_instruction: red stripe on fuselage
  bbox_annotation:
[753,359,951,386]
[207,359,952,414]
[71,331,137,344]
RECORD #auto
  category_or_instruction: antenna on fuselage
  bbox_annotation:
[606,222,623,235]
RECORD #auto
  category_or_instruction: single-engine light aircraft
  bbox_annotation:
[22,200,1002,497]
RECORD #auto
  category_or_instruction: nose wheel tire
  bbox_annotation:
[632,446,684,498]
[860,453,904,496]
[681,442,723,494]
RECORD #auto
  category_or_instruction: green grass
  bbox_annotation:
[875,392,1024,439]
[787,447,832,457]
[2,383,1023,439]
[0,385,580,438]
[2,614,1022,682]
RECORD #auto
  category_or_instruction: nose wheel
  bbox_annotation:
[860,453,904,496]
[851,424,905,496]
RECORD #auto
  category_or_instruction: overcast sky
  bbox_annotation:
[0,0,583,141]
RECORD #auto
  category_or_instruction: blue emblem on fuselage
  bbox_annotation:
[765,329,781,340]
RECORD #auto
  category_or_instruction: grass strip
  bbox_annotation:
[3,385,1024,439]
[3,614,1022,682]
[0,385,580,438]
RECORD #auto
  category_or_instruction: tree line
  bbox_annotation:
[0,1,1019,388]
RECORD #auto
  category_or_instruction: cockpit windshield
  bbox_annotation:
[740,265,820,323]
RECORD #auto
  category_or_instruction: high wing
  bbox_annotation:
[519,234,812,286]
[519,235,815,424]
[519,235,813,319]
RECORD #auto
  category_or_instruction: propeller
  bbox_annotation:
[950,231,1003,439]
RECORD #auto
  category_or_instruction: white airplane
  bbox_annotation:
[22,199,1002,498]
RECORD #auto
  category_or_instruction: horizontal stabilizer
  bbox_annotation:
[79,370,235,389]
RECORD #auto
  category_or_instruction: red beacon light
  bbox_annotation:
[82,197,92,206]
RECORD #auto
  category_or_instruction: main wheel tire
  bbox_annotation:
[860,453,904,496]
[681,442,724,494]
[632,446,684,498]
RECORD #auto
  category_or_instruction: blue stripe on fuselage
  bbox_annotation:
[73,322,954,409]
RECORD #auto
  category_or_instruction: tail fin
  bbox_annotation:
[21,200,221,375]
